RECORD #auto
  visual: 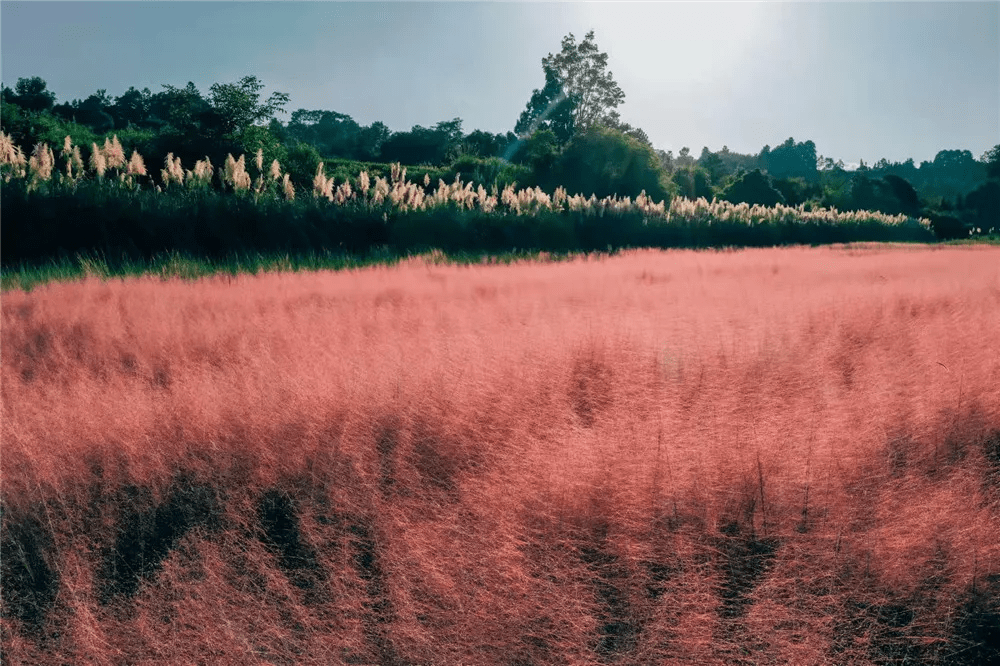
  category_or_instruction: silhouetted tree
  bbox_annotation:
[460,130,510,159]
[380,119,464,166]
[72,91,115,133]
[722,169,785,207]
[287,109,361,158]
[962,180,999,232]
[356,121,391,162]
[12,77,56,112]
[881,174,921,217]
[208,76,290,140]
[772,177,823,207]
[112,87,153,129]
[149,82,212,135]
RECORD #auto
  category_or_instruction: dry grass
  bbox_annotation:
[2,244,999,664]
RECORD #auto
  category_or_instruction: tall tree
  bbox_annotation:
[539,30,625,132]
[208,76,290,140]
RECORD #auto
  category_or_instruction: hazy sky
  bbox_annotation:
[1,1,997,167]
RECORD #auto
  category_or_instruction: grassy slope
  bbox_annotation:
[2,244,1000,665]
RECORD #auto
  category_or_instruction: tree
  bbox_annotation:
[283,142,322,188]
[772,177,823,207]
[675,147,695,169]
[656,149,675,174]
[514,65,577,145]
[760,138,818,180]
[672,166,714,201]
[881,174,920,217]
[962,180,999,232]
[150,82,213,135]
[539,30,626,132]
[511,128,560,175]
[698,147,725,184]
[606,119,650,146]
[552,125,672,202]
[73,92,115,133]
[379,119,464,166]
[434,118,465,163]
[461,130,508,159]
[287,109,361,158]
[356,122,391,162]
[208,76,290,140]
[981,144,1000,180]
[12,77,56,112]
[112,87,153,129]
[722,170,785,207]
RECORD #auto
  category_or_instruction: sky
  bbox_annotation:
[1,1,997,168]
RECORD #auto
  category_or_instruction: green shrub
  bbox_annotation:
[927,213,968,240]
[671,166,714,201]
[552,125,673,203]
[722,170,786,207]
[283,142,322,189]
[449,155,531,191]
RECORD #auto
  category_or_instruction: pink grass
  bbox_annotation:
[2,244,1000,664]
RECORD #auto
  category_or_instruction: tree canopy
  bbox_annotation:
[208,76,290,139]
[538,30,626,133]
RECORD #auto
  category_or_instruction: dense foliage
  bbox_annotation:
[1,27,996,256]
[1,131,936,274]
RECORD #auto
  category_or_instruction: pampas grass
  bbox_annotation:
[125,149,146,177]
[27,142,55,190]
[102,135,126,170]
[89,142,107,178]
[0,131,27,180]
[161,153,185,188]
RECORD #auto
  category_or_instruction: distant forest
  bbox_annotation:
[2,74,998,237]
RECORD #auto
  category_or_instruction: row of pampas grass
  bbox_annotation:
[1,132,934,228]
[0,132,938,272]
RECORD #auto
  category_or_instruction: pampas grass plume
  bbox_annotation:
[28,142,55,185]
[90,143,107,177]
[102,135,126,170]
[126,150,147,177]
[313,162,328,198]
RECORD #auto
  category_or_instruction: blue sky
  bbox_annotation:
[1,1,997,167]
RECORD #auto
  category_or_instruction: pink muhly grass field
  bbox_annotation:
[2,244,999,664]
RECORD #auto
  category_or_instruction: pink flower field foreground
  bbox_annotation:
[2,244,999,664]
